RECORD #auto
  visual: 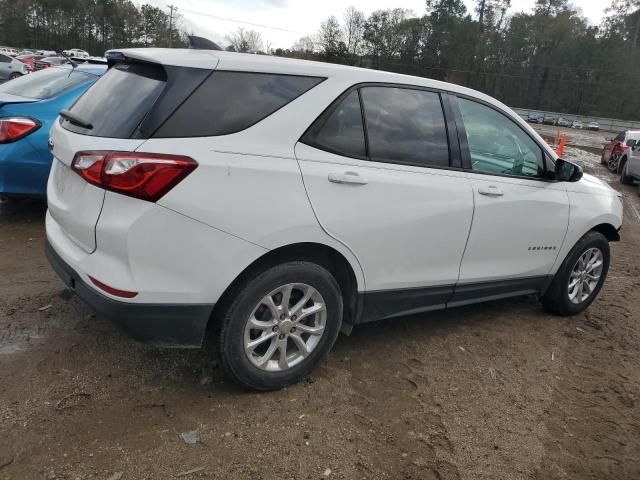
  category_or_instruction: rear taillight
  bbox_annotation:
[71,151,197,202]
[613,143,627,154]
[0,117,40,143]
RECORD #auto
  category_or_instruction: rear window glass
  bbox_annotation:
[154,71,323,138]
[0,67,94,99]
[61,62,166,138]
[302,90,366,158]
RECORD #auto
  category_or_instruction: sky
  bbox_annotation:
[147,0,610,50]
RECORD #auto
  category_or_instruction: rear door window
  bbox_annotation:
[154,71,324,137]
[301,90,366,158]
[360,86,450,168]
[61,62,166,138]
[0,67,95,99]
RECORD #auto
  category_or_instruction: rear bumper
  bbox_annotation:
[46,238,214,347]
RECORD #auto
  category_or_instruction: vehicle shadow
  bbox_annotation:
[92,292,558,395]
[0,197,47,225]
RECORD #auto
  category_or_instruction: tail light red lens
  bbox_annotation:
[0,117,40,143]
[71,151,197,202]
[613,143,627,154]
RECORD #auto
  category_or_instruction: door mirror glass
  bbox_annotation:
[555,159,583,182]
[626,139,637,147]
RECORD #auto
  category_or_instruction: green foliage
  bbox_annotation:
[0,0,187,54]
[281,2,640,120]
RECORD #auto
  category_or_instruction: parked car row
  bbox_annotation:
[527,112,600,130]
[598,128,640,196]
[0,47,88,58]
[601,129,640,178]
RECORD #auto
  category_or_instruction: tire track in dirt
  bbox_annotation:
[532,176,640,479]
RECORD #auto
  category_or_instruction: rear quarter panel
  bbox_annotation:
[143,77,368,291]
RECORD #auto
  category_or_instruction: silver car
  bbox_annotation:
[0,53,27,81]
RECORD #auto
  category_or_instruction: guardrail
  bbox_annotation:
[512,108,640,132]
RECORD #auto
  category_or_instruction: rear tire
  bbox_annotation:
[540,231,609,316]
[608,153,620,173]
[619,158,634,185]
[9,72,20,80]
[218,261,342,390]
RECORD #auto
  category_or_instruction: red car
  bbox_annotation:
[601,130,640,172]
[15,54,44,73]
[33,56,68,71]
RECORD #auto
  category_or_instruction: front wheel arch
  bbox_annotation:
[591,223,620,242]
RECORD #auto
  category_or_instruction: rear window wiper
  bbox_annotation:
[60,109,93,130]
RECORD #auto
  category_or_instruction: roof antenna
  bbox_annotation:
[188,35,223,51]
[59,50,78,69]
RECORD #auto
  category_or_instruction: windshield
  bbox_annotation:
[0,67,95,99]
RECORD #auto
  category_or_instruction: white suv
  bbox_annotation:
[46,49,623,390]
[621,139,640,188]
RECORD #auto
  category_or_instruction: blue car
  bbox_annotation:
[527,112,544,124]
[0,63,105,197]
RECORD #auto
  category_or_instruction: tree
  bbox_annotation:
[344,6,365,61]
[476,0,511,32]
[317,16,347,61]
[0,0,186,53]
[225,27,264,53]
[363,9,410,68]
[422,0,467,79]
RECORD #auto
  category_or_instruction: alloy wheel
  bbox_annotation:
[243,283,327,371]
[568,248,604,304]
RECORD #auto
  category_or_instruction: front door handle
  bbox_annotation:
[478,185,504,196]
[328,171,368,185]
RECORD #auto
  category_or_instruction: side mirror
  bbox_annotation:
[555,158,583,182]
[627,139,637,147]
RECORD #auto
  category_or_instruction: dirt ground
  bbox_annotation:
[2,137,640,479]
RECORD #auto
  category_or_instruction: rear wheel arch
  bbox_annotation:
[211,242,360,331]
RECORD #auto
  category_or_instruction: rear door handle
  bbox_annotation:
[478,185,504,196]
[328,171,368,185]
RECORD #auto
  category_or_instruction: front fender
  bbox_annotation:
[550,190,622,275]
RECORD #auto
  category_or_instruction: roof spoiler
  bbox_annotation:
[105,50,125,68]
[188,35,223,51]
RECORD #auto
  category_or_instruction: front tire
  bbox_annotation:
[541,231,609,316]
[9,72,21,80]
[218,261,343,390]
